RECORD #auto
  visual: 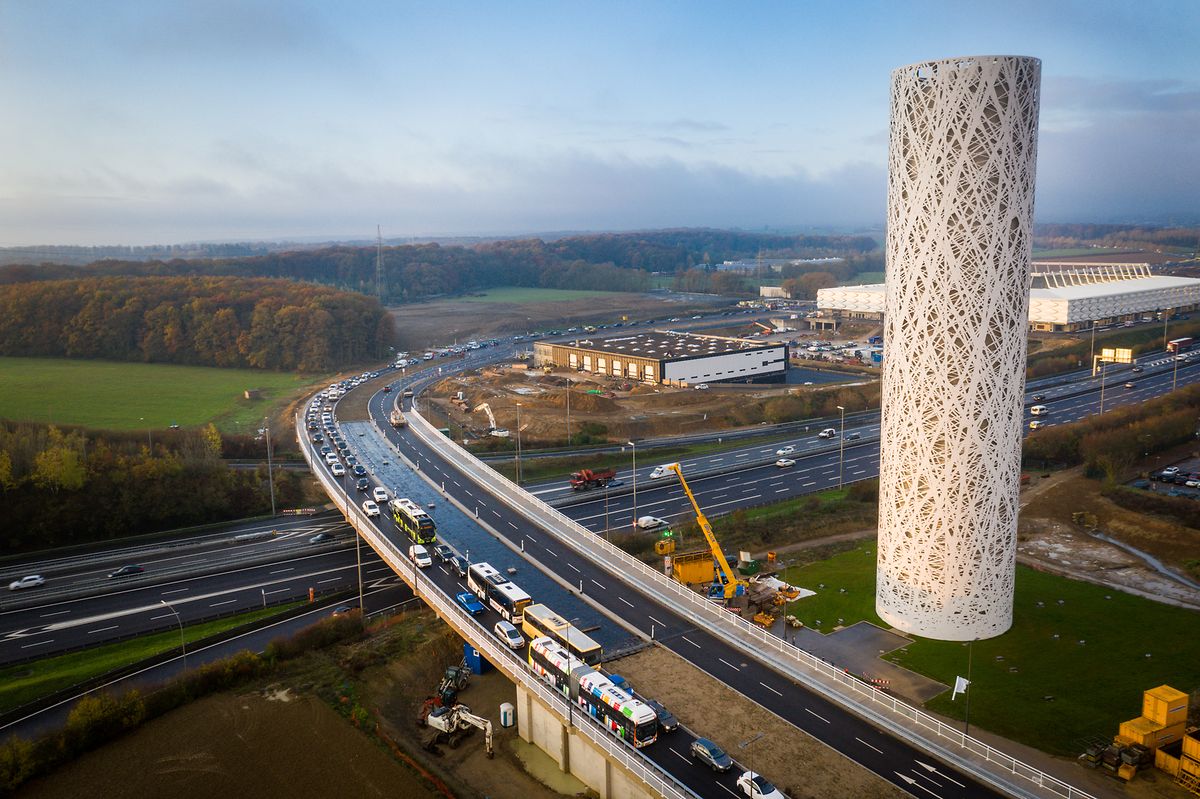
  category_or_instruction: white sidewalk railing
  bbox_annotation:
[405,407,1095,799]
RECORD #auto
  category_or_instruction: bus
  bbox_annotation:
[527,637,658,748]
[389,497,436,544]
[521,603,603,665]
[1167,337,1193,354]
[465,562,532,623]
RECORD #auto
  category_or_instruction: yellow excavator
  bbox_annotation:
[665,463,747,601]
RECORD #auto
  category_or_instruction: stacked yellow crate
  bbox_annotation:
[1119,686,1189,749]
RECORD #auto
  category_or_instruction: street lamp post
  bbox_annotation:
[264,417,276,516]
[160,599,186,671]
[628,440,638,530]
[604,482,610,542]
[1173,353,1181,391]
[1089,320,1097,367]
[515,403,523,484]
[836,405,846,489]
[565,383,571,446]
[1099,361,1108,415]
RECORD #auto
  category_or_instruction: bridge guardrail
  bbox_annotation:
[404,406,1095,799]
[296,412,696,799]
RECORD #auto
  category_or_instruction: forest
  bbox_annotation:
[0,229,880,303]
[0,422,304,552]
[0,276,392,371]
[1033,223,1200,252]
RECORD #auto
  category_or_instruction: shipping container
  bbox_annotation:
[1143,685,1190,727]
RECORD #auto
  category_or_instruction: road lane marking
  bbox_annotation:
[669,747,689,763]
[318,577,342,584]
[544,547,559,558]
[759,681,782,697]
[150,612,175,621]
[590,579,605,590]
[492,510,502,518]
[264,588,290,595]
[269,568,294,574]
[805,708,830,723]
[856,737,883,754]
[20,639,53,649]
[526,533,537,544]
[716,782,740,798]
[648,615,666,627]
[719,657,740,671]
[87,625,119,635]
[508,522,518,530]
[618,597,634,608]
[210,599,237,607]
[567,563,580,573]
[161,588,188,595]
[39,610,70,618]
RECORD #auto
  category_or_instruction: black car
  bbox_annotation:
[310,533,335,544]
[646,699,678,732]
[433,544,454,563]
[690,737,732,772]
[320,446,332,456]
[311,434,324,443]
[448,555,468,577]
[356,477,370,492]
[108,564,144,579]
[353,464,367,477]
[1032,393,1046,401]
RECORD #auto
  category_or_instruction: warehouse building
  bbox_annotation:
[816,264,1200,332]
[533,331,787,386]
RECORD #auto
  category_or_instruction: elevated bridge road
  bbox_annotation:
[355,391,1005,799]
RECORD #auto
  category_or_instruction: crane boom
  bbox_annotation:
[665,462,745,600]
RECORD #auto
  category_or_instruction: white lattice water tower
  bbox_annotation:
[876,56,1041,641]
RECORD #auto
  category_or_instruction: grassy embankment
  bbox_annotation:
[778,547,1200,755]
[0,603,302,714]
[455,287,627,304]
[0,357,310,432]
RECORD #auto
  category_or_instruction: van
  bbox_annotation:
[1030,405,1048,416]
[649,465,672,480]
[409,544,432,568]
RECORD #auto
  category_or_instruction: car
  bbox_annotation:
[1029,405,1048,416]
[1029,420,1044,430]
[8,574,45,591]
[311,434,324,443]
[403,389,414,398]
[455,591,485,615]
[645,699,678,732]
[448,555,469,577]
[775,445,796,456]
[345,454,358,466]
[694,383,709,390]
[331,604,357,617]
[1124,382,1136,389]
[356,477,370,492]
[331,462,345,476]
[690,737,733,772]
[324,452,338,465]
[736,771,786,799]
[361,499,380,517]
[353,464,367,477]
[494,620,525,649]
[648,465,672,480]
[373,486,389,503]
[1131,366,1144,373]
[310,532,335,544]
[108,564,144,579]
[409,544,432,568]
[1162,466,1180,476]
[817,428,837,439]
[775,458,796,467]
[1032,393,1046,401]
[636,516,667,530]
[433,544,454,563]
[607,478,624,487]
[844,431,862,441]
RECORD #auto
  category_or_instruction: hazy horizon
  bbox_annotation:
[1,0,1196,247]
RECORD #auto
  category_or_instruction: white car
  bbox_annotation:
[775,445,796,456]
[636,515,668,529]
[817,428,837,439]
[694,383,709,390]
[1162,466,1180,476]
[494,620,525,649]
[372,486,389,504]
[8,574,45,591]
[324,452,338,465]
[648,465,672,480]
[361,500,380,517]
[736,771,786,799]
[775,458,795,468]
[331,462,345,476]
[409,544,432,568]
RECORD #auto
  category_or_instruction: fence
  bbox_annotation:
[295,411,697,799]
[404,405,1096,799]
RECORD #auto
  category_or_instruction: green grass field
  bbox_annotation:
[841,272,885,286]
[0,603,302,714]
[456,287,632,304]
[1030,247,1129,258]
[780,548,1200,754]
[0,357,310,432]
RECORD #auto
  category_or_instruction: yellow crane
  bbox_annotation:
[665,462,746,601]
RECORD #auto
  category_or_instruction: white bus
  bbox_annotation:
[466,562,532,623]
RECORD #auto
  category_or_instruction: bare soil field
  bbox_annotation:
[19,691,435,799]
[390,290,723,352]
[611,646,906,799]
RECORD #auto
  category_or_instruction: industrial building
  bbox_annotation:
[817,263,1200,332]
[532,331,787,386]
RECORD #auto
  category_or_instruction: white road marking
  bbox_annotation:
[759,681,782,697]
[39,610,70,618]
[619,597,634,608]
[856,737,883,754]
[567,563,580,573]
[20,639,54,649]
[161,587,189,595]
[150,612,175,621]
[526,533,537,544]
[210,599,237,607]
[544,547,559,558]
[719,657,740,671]
[648,615,666,627]
[508,522,518,530]
[669,747,689,763]
[590,579,606,590]
[805,708,830,723]
[88,625,119,635]
[681,636,700,648]
[318,577,342,584]
[716,782,740,798]
[269,568,293,574]
[264,588,290,595]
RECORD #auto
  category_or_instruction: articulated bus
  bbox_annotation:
[528,637,657,748]
[465,562,532,623]
[389,498,437,544]
[521,603,603,665]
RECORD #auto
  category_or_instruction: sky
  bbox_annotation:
[0,0,1197,246]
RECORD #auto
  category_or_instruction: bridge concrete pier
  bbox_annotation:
[516,683,657,799]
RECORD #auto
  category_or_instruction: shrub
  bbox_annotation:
[62,690,145,755]
[0,736,35,793]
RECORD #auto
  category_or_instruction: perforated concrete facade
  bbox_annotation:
[876,55,1041,641]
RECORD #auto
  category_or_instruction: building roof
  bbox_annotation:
[546,331,779,361]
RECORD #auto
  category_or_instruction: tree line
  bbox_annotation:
[0,230,879,304]
[0,276,392,371]
[1033,224,1199,253]
[0,421,304,552]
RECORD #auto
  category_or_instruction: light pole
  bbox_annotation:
[515,402,523,484]
[264,416,276,516]
[628,440,638,530]
[1089,320,1097,367]
[355,526,365,624]
[565,383,571,446]
[836,405,846,489]
[160,599,186,670]
[1163,308,1170,350]
[1173,352,1181,391]
[1099,361,1108,415]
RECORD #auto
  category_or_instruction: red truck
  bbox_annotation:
[568,468,617,491]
